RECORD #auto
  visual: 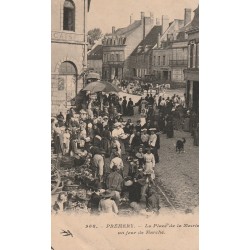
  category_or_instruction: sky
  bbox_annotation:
[87,0,199,34]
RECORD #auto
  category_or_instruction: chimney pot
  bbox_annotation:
[130,14,134,24]
[150,12,154,25]
[141,12,145,20]
[112,26,116,34]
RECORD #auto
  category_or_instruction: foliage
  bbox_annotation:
[88,28,103,44]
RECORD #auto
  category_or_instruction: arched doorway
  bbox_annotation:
[58,61,77,107]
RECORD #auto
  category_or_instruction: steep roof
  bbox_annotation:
[176,21,192,40]
[187,5,199,33]
[87,45,103,60]
[131,25,162,56]
[115,20,142,36]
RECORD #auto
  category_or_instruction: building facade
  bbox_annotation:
[128,15,169,79]
[102,12,154,80]
[184,6,199,112]
[151,9,192,86]
[87,44,103,77]
[51,0,90,115]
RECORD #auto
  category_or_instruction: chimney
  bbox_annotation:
[141,12,145,39]
[130,14,134,24]
[141,12,145,20]
[184,8,192,25]
[156,18,160,25]
[112,26,115,34]
[161,15,169,35]
[150,12,154,25]
[157,33,161,48]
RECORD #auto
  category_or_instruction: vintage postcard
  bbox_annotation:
[51,0,199,249]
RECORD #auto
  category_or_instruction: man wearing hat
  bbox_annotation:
[65,109,72,127]
[87,187,102,215]
[135,120,142,132]
[98,190,118,215]
[127,98,134,116]
[128,159,139,178]
[141,128,149,147]
[93,150,105,183]
[111,123,126,155]
[106,165,123,206]
[79,109,88,120]
[122,96,127,116]
[110,136,121,159]
[131,131,143,155]
[101,106,109,117]
[111,122,124,138]
[109,152,124,176]
[135,146,145,168]
[102,116,109,127]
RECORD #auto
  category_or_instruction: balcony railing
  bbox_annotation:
[169,60,188,66]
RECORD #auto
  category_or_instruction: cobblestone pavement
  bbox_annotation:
[154,130,199,214]
[121,88,199,214]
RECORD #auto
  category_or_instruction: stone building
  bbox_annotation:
[152,9,192,87]
[51,0,91,115]
[87,44,103,77]
[184,6,199,112]
[102,12,154,80]
[128,20,165,79]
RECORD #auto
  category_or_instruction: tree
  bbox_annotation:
[104,33,112,36]
[88,28,103,44]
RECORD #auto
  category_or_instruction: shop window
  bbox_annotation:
[63,0,75,32]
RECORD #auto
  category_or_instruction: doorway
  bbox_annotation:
[58,61,77,106]
[193,81,199,113]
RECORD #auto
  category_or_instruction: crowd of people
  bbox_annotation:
[51,90,198,216]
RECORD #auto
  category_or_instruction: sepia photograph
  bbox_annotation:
[2,0,250,250]
[51,0,199,249]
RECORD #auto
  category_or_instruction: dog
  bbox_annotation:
[176,138,186,153]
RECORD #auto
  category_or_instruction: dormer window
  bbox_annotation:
[63,0,75,31]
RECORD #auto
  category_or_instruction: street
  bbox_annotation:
[51,88,199,215]
[155,130,199,214]
[119,88,199,214]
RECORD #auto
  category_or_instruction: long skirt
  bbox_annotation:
[166,124,174,138]
[193,129,199,146]
[119,139,126,155]
[151,147,159,163]
[183,117,190,132]
[54,135,63,155]
[102,138,111,156]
